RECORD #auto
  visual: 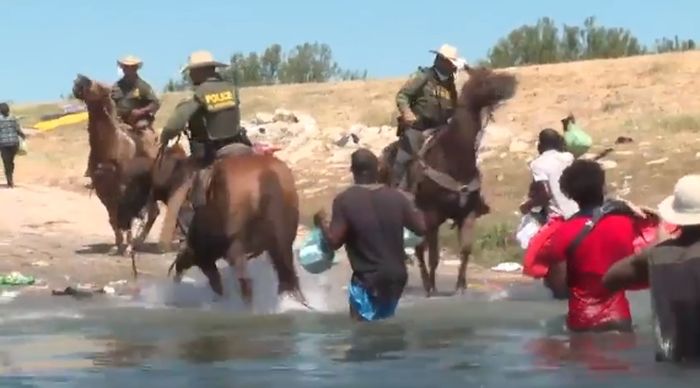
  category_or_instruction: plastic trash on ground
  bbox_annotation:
[0,272,35,286]
[490,262,524,273]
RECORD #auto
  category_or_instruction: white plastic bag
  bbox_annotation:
[515,213,542,250]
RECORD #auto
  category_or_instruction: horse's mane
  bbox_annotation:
[459,67,517,111]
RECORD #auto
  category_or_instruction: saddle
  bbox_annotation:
[388,125,481,208]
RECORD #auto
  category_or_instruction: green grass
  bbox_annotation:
[437,217,523,267]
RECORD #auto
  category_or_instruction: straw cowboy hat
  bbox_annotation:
[117,55,143,68]
[430,44,468,68]
[180,50,227,73]
[658,174,700,226]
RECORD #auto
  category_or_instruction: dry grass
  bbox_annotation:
[16,51,700,265]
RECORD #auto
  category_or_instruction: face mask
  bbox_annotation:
[435,68,450,81]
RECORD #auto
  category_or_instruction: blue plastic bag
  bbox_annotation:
[403,228,421,248]
[298,227,336,274]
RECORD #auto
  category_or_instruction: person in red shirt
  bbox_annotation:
[543,159,638,332]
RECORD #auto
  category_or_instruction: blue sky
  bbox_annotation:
[4,0,698,102]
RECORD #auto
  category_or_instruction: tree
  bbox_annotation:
[163,42,366,91]
[483,16,694,68]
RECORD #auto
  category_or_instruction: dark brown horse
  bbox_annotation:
[167,151,308,309]
[116,142,191,257]
[72,74,159,256]
[379,66,517,296]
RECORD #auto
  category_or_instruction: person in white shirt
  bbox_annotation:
[520,128,579,220]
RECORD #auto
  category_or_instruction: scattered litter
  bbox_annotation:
[31,260,50,267]
[108,279,128,286]
[490,262,524,273]
[598,159,618,170]
[0,272,35,286]
[646,157,668,166]
[102,286,116,295]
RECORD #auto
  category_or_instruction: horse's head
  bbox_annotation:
[460,66,517,113]
[72,74,111,103]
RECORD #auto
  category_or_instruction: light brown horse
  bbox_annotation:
[379,66,517,296]
[168,151,308,309]
[72,74,159,255]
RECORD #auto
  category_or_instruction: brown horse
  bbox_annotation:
[72,74,159,255]
[167,151,308,309]
[379,66,517,296]
[116,142,191,256]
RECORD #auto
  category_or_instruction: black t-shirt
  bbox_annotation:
[331,185,422,285]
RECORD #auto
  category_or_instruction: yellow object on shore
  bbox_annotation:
[34,112,88,132]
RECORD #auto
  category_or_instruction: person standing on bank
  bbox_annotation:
[0,103,26,188]
[314,148,426,322]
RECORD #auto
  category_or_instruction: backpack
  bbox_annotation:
[564,122,593,158]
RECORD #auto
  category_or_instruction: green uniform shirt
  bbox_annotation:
[395,66,458,129]
[110,77,160,120]
[161,75,241,144]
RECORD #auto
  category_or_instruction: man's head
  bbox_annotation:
[350,148,379,184]
[560,159,605,209]
[182,50,227,86]
[537,128,565,154]
[117,55,142,82]
[0,102,9,117]
[430,44,463,77]
[658,175,700,230]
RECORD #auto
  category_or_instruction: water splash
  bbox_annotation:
[128,253,346,315]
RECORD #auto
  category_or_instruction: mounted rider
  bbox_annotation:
[392,44,462,188]
[392,44,490,214]
[84,55,161,180]
[111,55,160,131]
[159,50,253,224]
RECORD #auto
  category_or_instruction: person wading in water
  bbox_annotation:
[314,148,426,321]
[542,159,640,332]
[604,175,700,363]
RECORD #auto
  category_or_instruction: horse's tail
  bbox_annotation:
[460,67,518,112]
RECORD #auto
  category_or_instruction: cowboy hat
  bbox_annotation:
[180,50,227,73]
[658,174,700,226]
[429,44,468,68]
[117,55,143,68]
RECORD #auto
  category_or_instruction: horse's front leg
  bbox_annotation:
[415,240,431,297]
[134,199,160,249]
[455,212,477,293]
[426,228,440,294]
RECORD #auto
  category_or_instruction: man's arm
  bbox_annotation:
[160,99,199,145]
[140,82,161,114]
[602,251,651,292]
[401,194,426,236]
[544,261,569,300]
[520,162,552,214]
[314,197,348,251]
[396,72,428,124]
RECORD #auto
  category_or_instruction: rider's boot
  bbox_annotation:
[392,149,413,190]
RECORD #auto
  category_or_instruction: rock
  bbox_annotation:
[273,109,299,123]
[252,112,274,125]
[598,159,618,170]
[646,157,668,166]
[508,138,529,153]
